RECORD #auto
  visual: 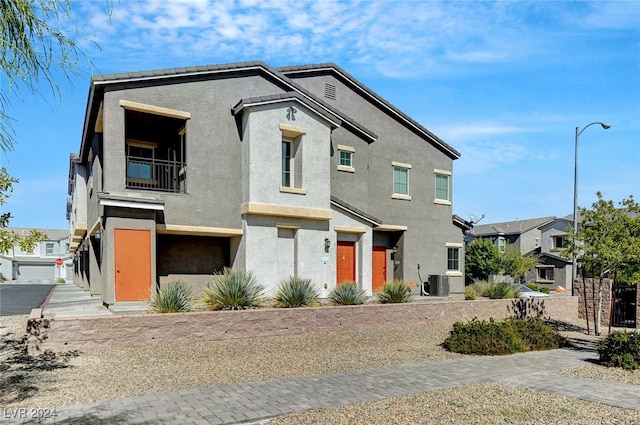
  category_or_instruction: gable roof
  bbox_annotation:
[277,63,461,160]
[470,216,556,237]
[79,61,378,161]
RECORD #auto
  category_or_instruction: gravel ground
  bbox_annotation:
[1,313,639,423]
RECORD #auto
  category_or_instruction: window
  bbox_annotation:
[392,162,411,199]
[434,169,451,204]
[46,243,54,256]
[553,236,567,250]
[337,145,355,172]
[537,266,554,282]
[447,247,460,271]
[282,140,292,187]
[339,151,352,167]
[123,105,188,193]
[497,237,506,253]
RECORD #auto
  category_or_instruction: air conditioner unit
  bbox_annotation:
[429,275,450,297]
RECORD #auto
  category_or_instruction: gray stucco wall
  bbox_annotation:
[289,73,464,293]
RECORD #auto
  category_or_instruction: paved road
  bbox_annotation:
[0,284,55,316]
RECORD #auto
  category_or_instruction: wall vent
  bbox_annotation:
[324,83,336,100]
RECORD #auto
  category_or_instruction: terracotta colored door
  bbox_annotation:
[372,246,387,292]
[115,229,151,301]
[336,241,356,284]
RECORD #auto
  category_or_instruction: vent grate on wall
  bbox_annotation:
[324,83,336,100]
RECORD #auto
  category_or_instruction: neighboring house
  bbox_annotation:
[467,215,575,290]
[0,228,71,281]
[68,61,464,305]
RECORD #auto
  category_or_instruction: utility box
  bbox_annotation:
[429,275,450,297]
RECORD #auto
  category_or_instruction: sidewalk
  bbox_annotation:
[4,345,640,424]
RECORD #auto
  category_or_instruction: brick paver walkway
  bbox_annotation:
[5,347,639,424]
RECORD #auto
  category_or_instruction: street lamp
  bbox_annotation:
[572,121,611,293]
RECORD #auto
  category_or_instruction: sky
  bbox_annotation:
[2,0,639,230]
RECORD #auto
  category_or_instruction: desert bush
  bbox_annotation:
[329,282,368,305]
[525,283,539,291]
[469,280,489,297]
[203,269,265,310]
[539,287,551,294]
[443,317,567,355]
[376,279,413,304]
[484,281,520,299]
[274,276,320,308]
[598,331,640,370]
[464,287,477,300]
[150,280,195,313]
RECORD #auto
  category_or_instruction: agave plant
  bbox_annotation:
[203,269,266,310]
[273,276,320,308]
[376,279,413,304]
[149,280,195,313]
[328,282,368,305]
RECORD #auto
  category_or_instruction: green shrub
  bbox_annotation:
[539,287,551,294]
[150,280,195,313]
[484,281,520,299]
[464,287,477,300]
[329,282,368,305]
[376,279,413,304]
[598,331,640,370]
[525,283,539,291]
[274,276,320,308]
[442,317,568,355]
[203,269,266,310]
[469,280,489,297]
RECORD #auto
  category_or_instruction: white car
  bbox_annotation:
[516,284,550,298]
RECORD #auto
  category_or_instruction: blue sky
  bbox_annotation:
[2,0,639,229]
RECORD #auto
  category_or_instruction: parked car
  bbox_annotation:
[515,284,550,298]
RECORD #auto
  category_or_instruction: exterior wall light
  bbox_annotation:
[324,238,331,253]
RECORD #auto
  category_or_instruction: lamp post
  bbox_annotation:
[572,122,611,294]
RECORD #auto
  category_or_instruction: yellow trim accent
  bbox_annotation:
[72,222,87,242]
[241,202,332,221]
[334,225,366,234]
[434,168,452,176]
[156,224,242,237]
[375,224,408,232]
[446,242,463,248]
[279,123,306,138]
[337,165,355,173]
[276,222,301,230]
[88,218,102,236]
[434,199,452,206]
[392,161,412,169]
[119,99,191,119]
[391,193,412,201]
[279,186,307,195]
[337,144,355,153]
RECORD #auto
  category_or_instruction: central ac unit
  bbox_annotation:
[429,275,450,297]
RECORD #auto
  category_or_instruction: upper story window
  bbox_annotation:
[337,145,355,173]
[282,140,292,187]
[497,236,506,253]
[46,243,54,256]
[434,169,451,205]
[392,161,411,200]
[553,235,567,250]
[279,124,306,195]
[121,100,189,194]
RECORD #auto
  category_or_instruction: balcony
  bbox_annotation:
[126,156,186,193]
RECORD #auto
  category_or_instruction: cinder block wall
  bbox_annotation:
[28,297,578,353]
[575,278,639,328]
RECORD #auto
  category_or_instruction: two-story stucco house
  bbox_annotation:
[0,228,71,281]
[68,61,464,305]
[467,215,577,290]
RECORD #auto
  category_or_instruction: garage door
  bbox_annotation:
[16,261,54,281]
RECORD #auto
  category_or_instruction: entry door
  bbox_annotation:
[372,246,387,292]
[336,241,356,284]
[115,229,152,301]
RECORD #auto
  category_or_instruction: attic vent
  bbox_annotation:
[324,83,336,100]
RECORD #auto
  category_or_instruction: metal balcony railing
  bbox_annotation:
[126,156,186,193]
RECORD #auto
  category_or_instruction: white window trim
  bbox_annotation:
[446,243,462,276]
[434,169,452,205]
[392,161,411,200]
[337,145,355,172]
